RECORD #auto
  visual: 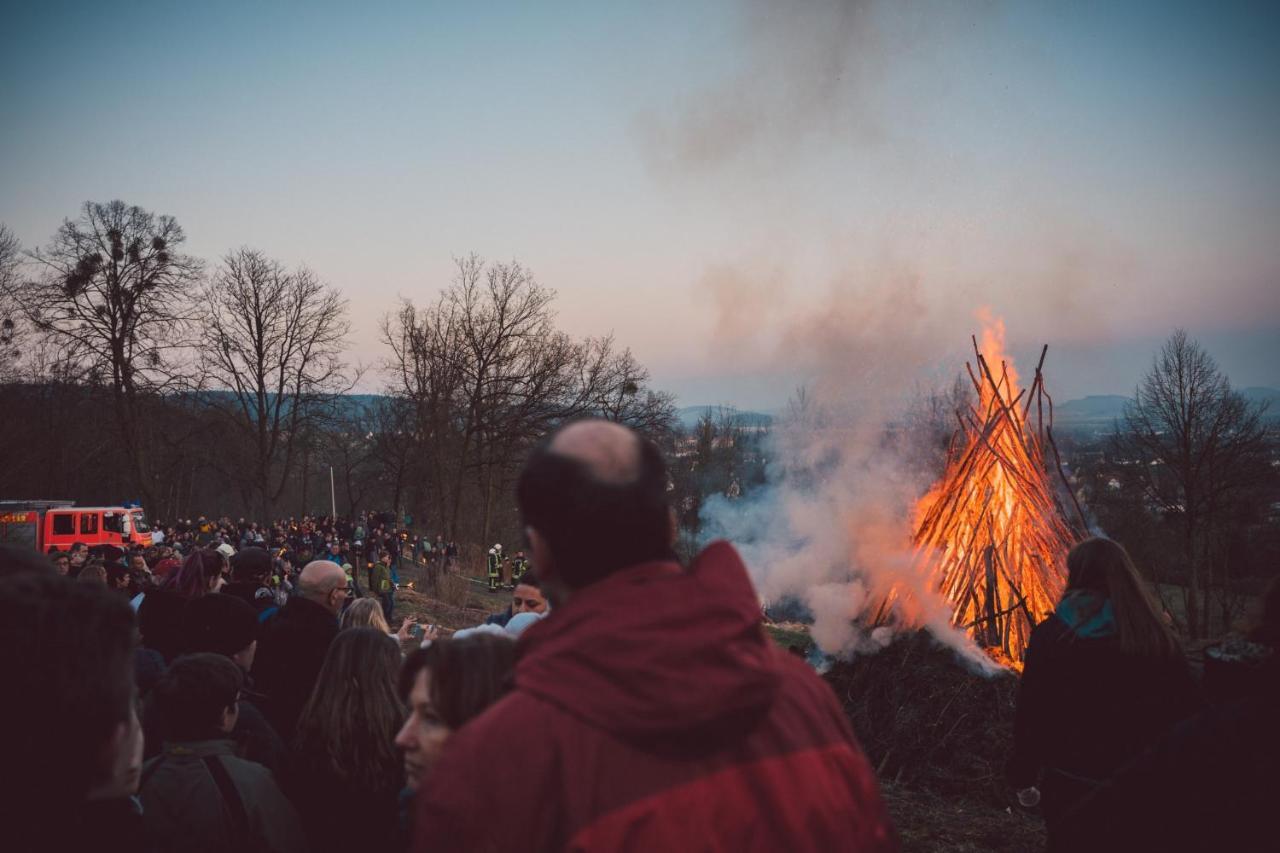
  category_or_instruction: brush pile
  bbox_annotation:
[823,631,1019,805]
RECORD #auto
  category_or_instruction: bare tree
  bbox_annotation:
[383,296,465,533]
[365,395,417,517]
[0,225,27,381]
[200,248,354,521]
[325,403,377,518]
[1115,329,1270,638]
[571,335,676,436]
[16,201,201,507]
[899,374,975,483]
[383,254,675,545]
[449,256,567,543]
[384,256,566,540]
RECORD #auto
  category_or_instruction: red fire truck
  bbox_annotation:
[0,501,154,553]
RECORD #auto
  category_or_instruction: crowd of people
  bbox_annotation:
[42,510,469,625]
[2,418,1277,852]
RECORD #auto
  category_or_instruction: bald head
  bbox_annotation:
[518,419,674,591]
[297,560,347,612]
[549,420,642,485]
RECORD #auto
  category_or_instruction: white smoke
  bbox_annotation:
[696,283,1008,675]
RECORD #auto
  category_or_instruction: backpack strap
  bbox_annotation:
[203,754,251,848]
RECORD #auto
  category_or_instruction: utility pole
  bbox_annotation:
[329,465,337,519]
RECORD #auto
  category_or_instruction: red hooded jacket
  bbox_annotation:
[412,540,897,852]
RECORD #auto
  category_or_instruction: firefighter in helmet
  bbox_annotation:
[510,550,529,587]
[487,543,503,592]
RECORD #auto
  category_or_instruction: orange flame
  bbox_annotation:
[909,313,1072,666]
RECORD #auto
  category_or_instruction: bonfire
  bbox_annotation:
[910,320,1087,666]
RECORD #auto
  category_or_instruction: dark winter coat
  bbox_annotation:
[1008,613,1201,834]
[24,798,143,853]
[483,605,512,627]
[136,588,190,662]
[1055,657,1279,852]
[221,581,275,615]
[413,540,898,852]
[139,739,306,853]
[283,747,402,853]
[251,595,339,736]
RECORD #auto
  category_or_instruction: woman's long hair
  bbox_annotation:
[1065,537,1182,661]
[340,596,390,634]
[295,628,404,791]
[399,633,516,730]
[162,548,223,600]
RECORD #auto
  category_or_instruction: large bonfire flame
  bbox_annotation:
[910,317,1084,667]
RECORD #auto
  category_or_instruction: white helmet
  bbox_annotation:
[493,543,502,550]
[488,547,496,555]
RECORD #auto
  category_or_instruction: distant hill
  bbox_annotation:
[1051,387,1279,426]
[336,394,386,417]
[676,405,774,430]
[188,389,387,418]
[1054,395,1130,424]
[1240,386,1280,410]
[198,389,1275,428]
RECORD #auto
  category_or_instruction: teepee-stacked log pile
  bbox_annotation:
[912,331,1086,665]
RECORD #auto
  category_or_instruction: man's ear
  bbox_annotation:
[221,704,238,734]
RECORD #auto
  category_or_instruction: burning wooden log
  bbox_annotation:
[910,322,1084,666]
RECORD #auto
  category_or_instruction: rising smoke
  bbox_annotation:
[639,0,891,177]
[662,2,1096,672]
[697,283,1006,674]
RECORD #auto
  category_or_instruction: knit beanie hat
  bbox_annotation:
[184,592,259,657]
[229,546,272,582]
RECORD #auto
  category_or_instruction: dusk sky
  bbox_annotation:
[3,0,1277,410]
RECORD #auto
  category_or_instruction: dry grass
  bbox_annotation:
[824,631,1020,803]
[392,553,515,631]
[880,783,1045,852]
[393,587,490,632]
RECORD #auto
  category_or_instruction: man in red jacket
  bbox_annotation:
[412,420,897,852]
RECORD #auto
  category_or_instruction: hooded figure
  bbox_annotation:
[413,421,895,852]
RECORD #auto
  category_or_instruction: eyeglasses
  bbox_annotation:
[334,585,352,596]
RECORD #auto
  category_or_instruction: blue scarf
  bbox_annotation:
[1056,589,1117,639]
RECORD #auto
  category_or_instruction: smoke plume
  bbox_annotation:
[696,267,1007,673]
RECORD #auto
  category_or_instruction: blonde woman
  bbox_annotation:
[342,596,414,644]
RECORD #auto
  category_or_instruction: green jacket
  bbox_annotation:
[372,561,393,593]
[139,739,306,853]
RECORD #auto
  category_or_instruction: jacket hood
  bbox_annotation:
[515,540,779,748]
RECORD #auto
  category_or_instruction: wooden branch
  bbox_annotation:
[1046,425,1090,532]
[1021,344,1048,420]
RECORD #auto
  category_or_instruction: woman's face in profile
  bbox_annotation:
[395,668,452,791]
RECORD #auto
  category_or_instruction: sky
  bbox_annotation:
[2,0,1277,410]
